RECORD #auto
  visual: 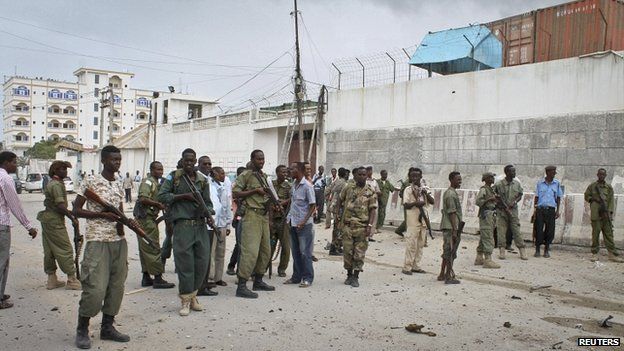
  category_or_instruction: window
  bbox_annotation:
[48,120,61,128]
[15,133,29,142]
[188,104,202,119]
[93,117,98,125]
[12,86,29,96]
[113,95,121,105]
[94,87,100,97]
[137,112,147,121]
[63,107,76,115]
[14,103,29,112]
[163,100,168,124]
[95,74,100,84]
[64,90,77,100]
[63,122,75,129]
[48,106,61,114]
[48,89,62,99]
[94,103,99,112]
[93,131,98,139]
[136,97,150,107]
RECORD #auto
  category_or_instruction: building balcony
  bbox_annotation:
[11,108,30,115]
[10,123,30,130]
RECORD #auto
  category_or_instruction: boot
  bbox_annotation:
[590,253,599,262]
[152,274,175,289]
[437,260,447,281]
[141,272,153,287]
[66,274,82,290]
[543,246,550,258]
[608,251,624,263]
[100,314,130,342]
[236,278,258,299]
[444,265,460,284]
[498,247,506,260]
[329,244,341,256]
[483,254,501,269]
[534,246,541,257]
[350,270,360,288]
[46,272,65,290]
[344,270,353,285]
[474,252,484,266]
[190,291,203,311]
[226,265,236,276]
[252,274,275,291]
[519,247,528,260]
[179,293,192,316]
[75,316,91,349]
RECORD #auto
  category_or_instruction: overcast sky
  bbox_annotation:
[0,0,562,112]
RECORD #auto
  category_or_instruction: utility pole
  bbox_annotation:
[98,88,109,149]
[108,89,115,144]
[293,0,305,162]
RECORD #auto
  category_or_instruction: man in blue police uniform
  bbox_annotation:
[533,165,563,258]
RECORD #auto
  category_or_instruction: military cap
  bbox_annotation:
[481,172,495,181]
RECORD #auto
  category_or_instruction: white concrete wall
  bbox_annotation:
[326,52,624,132]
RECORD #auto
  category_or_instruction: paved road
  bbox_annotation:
[1,193,622,350]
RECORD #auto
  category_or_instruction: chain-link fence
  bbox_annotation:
[330,45,435,90]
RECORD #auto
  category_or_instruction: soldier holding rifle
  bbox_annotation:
[493,165,528,261]
[73,145,133,349]
[439,171,463,285]
[157,148,214,316]
[584,168,623,263]
[401,168,434,275]
[37,160,81,290]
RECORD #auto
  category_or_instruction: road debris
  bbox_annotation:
[125,288,149,295]
[405,324,436,337]
[503,322,511,328]
[551,341,563,349]
[529,285,552,293]
[511,295,522,300]
[599,315,613,328]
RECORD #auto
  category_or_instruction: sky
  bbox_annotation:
[0,0,563,114]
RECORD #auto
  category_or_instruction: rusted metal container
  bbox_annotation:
[486,0,624,66]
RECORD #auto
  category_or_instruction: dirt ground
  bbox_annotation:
[0,193,622,351]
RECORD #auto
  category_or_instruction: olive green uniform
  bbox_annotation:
[340,183,377,272]
[37,178,75,276]
[493,179,525,248]
[137,176,164,276]
[376,179,396,229]
[475,185,496,255]
[271,179,292,274]
[440,187,462,260]
[329,178,347,249]
[233,170,271,280]
[584,181,619,256]
[157,170,213,295]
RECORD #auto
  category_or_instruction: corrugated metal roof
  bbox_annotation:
[409,25,503,75]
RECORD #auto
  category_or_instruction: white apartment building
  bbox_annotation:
[2,67,155,155]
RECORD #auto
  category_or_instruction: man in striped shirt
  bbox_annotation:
[0,151,38,310]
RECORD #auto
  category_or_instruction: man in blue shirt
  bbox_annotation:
[284,161,316,287]
[533,165,563,258]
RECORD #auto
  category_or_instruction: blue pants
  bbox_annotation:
[289,223,314,283]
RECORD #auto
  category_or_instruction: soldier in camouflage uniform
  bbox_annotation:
[493,165,528,260]
[336,167,377,288]
[327,168,349,255]
[474,172,500,269]
[135,161,175,289]
[271,165,292,277]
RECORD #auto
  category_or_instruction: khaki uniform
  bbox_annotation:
[376,179,396,229]
[402,185,429,271]
[329,178,347,249]
[340,183,377,271]
[233,170,271,280]
[584,181,619,255]
[136,176,164,276]
[493,179,525,249]
[37,178,75,276]
[78,175,127,318]
[475,185,496,255]
[440,187,462,260]
[157,170,213,295]
[271,179,292,274]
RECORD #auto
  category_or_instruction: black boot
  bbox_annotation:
[252,274,276,291]
[534,246,541,257]
[329,244,342,256]
[344,270,353,285]
[350,270,360,288]
[543,246,550,258]
[141,272,153,287]
[75,316,91,349]
[236,278,258,298]
[100,314,130,342]
[152,274,175,289]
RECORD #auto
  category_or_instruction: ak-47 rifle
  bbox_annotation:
[593,183,613,228]
[412,185,434,240]
[180,173,218,231]
[252,171,284,279]
[71,200,83,280]
[446,220,465,280]
[83,188,158,250]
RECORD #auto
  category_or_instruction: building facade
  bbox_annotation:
[2,67,155,155]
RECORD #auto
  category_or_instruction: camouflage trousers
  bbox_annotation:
[137,216,164,276]
[342,225,369,272]
[496,211,525,249]
[477,211,495,255]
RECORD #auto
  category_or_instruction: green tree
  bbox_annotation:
[25,140,57,159]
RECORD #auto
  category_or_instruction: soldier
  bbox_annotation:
[271,165,292,277]
[232,150,275,298]
[336,167,377,288]
[37,160,81,290]
[226,166,248,275]
[135,161,175,289]
[73,145,131,348]
[402,168,434,275]
[157,148,214,316]
[493,165,528,260]
[584,168,623,263]
[328,168,349,255]
[533,165,562,258]
[439,171,463,284]
[474,172,501,269]
[376,170,399,233]
[324,168,337,229]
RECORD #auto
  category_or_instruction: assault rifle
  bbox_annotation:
[181,173,218,232]
[592,183,613,228]
[83,188,158,249]
[412,186,434,240]
[446,220,465,280]
[71,200,83,279]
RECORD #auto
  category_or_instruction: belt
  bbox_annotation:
[248,207,267,215]
[536,206,556,210]
[174,218,205,226]
[344,220,366,228]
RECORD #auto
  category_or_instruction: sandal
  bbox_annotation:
[0,300,14,309]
